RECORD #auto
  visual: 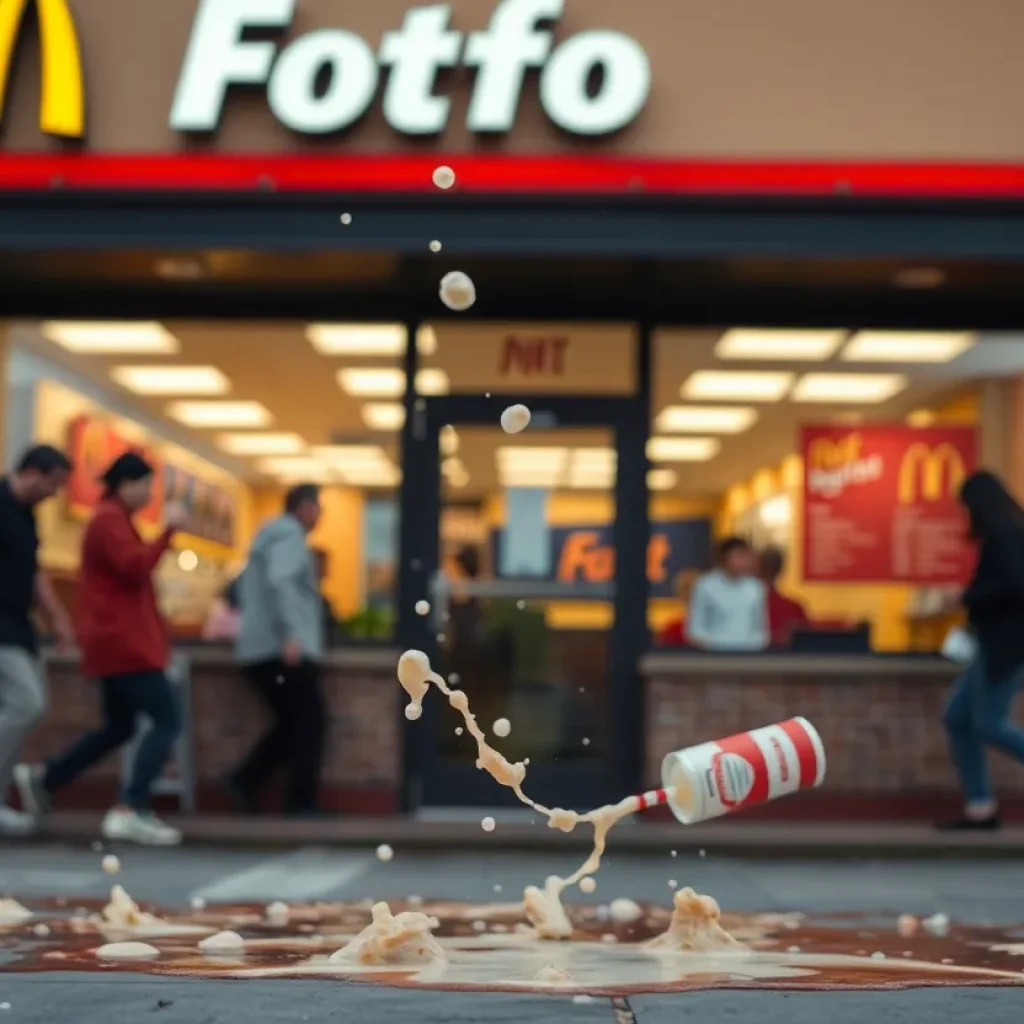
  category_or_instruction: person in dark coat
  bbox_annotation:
[938,470,1024,830]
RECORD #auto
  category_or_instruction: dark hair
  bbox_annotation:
[285,483,320,514]
[761,546,785,578]
[960,470,1024,541]
[455,544,481,579]
[17,444,71,475]
[223,578,241,610]
[101,451,153,495]
[718,536,750,560]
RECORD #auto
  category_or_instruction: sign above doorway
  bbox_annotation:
[171,0,651,137]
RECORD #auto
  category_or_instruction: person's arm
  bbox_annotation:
[90,511,173,582]
[685,577,713,648]
[35,571,74,650]
[265,529,310,654]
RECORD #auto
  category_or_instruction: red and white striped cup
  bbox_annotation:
[660,717,826,824]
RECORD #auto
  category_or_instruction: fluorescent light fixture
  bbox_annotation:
[571,447,616,468]
[416,368,449,395]
[257,457,331,482]
[841,331,976,363]
[216,432,306,456]
[41,320,180,354]
[337,463,401,487]
[682,371,794,402]
[500,468,562,488]
[167,400,272,428]
[647,437,721,462]
[110,365,229,395]
[337,368,403,396]
[336,367,449,396]
[307,323,406,356]
[416,325,438,355]
[569,467,615,489]
[655,405,758,434]
[440,425,459,456]
[311,445,391,466]
[647,468,678,491]
[497,447,569,473]
[715,328,846,361]
[791,373,907,403]
[442,457,466,476]
[362,403,406,431]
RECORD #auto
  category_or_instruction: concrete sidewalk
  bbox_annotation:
[41,811,1024,856]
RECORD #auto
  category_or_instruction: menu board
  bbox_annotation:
[801,425,977,584]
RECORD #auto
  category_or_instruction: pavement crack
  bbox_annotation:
[611,996,636,1024]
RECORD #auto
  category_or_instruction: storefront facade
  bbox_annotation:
[5,0,1024,819]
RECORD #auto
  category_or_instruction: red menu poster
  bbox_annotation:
[800,425,978,583]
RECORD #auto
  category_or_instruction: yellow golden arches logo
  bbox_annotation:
[897,443,966,505]
[0,0,83,138]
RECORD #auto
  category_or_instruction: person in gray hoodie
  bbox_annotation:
[228,484,326,816]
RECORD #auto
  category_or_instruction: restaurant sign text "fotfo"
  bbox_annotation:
[170,0,651,137]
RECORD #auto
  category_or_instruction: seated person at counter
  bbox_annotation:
[686,537,768,651]
[760,546,809,647]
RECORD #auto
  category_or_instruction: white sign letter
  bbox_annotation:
[540,30,650,135]
[267,31,379,133]
[464,0,562,133]
[171,0,292,131]
[380,5,463,135]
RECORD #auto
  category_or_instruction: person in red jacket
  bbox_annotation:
[15,452,187,846]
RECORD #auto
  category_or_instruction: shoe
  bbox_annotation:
[934,815,1002,831]
[101,808,182,846]
[222,777,258,815]
[13,764,51,818]
[0,805,36,837]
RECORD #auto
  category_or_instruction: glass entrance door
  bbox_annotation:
[401,396,648,811]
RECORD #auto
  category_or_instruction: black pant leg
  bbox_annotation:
[283,660,325,813]
[232,660,292,795]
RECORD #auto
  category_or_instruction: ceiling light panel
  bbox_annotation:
[647,468,678,491]
[655,405,758,434]
[361,403,406,431]
[216,433,306,456]
[715,328,846,361]
[42,321,180,354]
[307,323,406,356]
[682,371,794,402]
[841,331,976,363]
[167,401,272,428]
[647,436,721,462]
[110,365,229,395]
[336,367,449,396]
[257,457,332,481]
[791,373,907,403]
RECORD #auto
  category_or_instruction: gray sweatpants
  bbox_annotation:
[0,647,46,801]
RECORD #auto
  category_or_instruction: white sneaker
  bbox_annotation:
[0,805,36,837]
[101,809,182,847]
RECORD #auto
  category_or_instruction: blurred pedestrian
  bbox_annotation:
[760,547,808,647]
[686,537,767,651]
[16,452,187,845]
[203,578,242,642]
[0,445,73,835]
[937,470,1024,831]
[228,484,326,817]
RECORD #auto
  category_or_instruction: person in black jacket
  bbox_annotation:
[938,470,1024,831]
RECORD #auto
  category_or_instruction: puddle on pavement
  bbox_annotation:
[2,897,1023,995]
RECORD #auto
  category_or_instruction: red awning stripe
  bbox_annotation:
[1,153,1024,197]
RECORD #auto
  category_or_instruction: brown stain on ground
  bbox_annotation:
[5,898,1024,995]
